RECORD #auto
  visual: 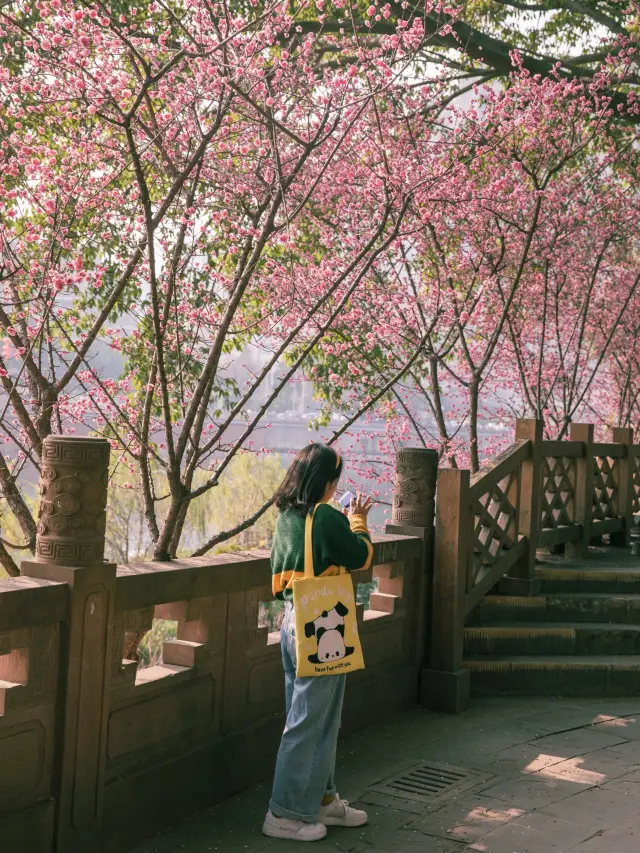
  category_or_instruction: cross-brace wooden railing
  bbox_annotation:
[422,418,640,713]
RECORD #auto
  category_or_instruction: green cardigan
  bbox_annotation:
[271,503,373,600]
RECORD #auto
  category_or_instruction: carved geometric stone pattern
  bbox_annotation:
[392,448,438,527]
[540,456,576,529]
[472,469,518,580]
[185,596,225,655]
[110,607,154,681]
[110,596,226,693]
[0,624,58,712]
[592,456,619,521]
[35,436,110,566]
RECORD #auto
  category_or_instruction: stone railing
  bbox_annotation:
[0,437,435,853]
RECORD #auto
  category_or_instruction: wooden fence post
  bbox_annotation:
[21,436,114,853]
[502,418,542,596]
[422,468,470,713]
[566,423,594,558]
[612,427,634,548]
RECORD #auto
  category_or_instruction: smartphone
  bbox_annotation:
[338,491,355,509]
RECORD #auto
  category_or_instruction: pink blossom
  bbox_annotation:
[0,0,637,555]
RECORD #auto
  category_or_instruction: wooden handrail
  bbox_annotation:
[540,440,584,458]
[592,443,625,458]
[468,439,530,502]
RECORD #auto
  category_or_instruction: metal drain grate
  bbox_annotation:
[362,762,490,814]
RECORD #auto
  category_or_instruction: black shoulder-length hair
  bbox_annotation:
[274,444,343,517]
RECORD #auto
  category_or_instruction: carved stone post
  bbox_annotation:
[389,447,439,529]
[385,448,440,706]
[22,436,114,853]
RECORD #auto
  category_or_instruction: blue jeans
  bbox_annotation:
[269,602,347,822]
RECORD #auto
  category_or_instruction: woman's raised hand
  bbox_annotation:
[350,493,373,517]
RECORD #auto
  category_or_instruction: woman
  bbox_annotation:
[263,443,374,842]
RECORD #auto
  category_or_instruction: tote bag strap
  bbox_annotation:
[304,505,318,579]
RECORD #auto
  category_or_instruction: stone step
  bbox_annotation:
[464,623,640,656]
[479,594,640,625]
[465,655,640,696]
[536,567,640,593]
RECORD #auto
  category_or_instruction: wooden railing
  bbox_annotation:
[424,418,639,712]
[467,439,529,611]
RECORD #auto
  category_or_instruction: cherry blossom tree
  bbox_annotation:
[1,0,639,575]
[0,0,478,571]
[306,63,640,472]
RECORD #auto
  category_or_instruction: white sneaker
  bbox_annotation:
[262,810,328,841]
[318,796,368,827]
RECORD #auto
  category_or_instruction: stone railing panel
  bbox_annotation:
[106,591,226,782]
[1,433,429,853]
[0,577,68,853]
[222,581,283,735]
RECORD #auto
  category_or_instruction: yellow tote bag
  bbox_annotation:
[293,505,365,678]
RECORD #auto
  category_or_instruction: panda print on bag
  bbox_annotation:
[304,601,355,664]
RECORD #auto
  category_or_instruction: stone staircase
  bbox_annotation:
[464,549,640,696]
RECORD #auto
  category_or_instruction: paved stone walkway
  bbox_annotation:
[132,696,640,853]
